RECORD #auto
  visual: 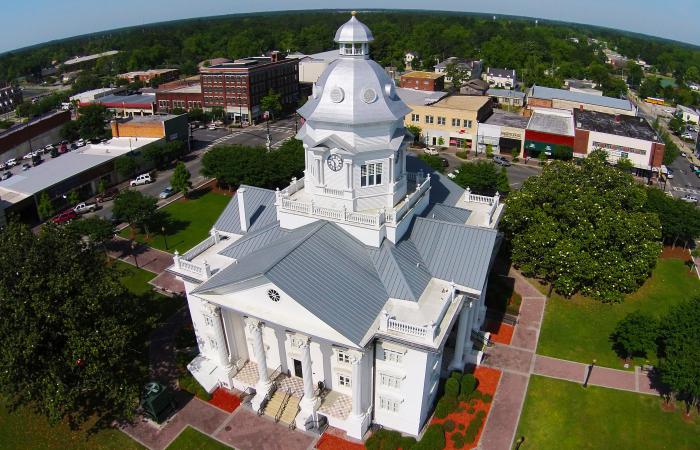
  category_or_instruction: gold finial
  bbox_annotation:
[351,10,357,16]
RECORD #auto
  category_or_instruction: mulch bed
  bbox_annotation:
[431,366,501,450]
[207,387,241,413]
[660,246,691,261]
[316,433,365,450]
[483,319,514,346]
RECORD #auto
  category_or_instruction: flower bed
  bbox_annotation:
[207,387,241,413]
[316,433,365,450]
[483,319,514,345]
[430,366,501,450]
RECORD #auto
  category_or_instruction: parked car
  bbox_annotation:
[681,132,694,140]
[681,194,698,203]
[0,162,6,171]
[96,188,119,203]
[44,144,55,154]
[159,186,174,199]
[492,155,512,166]
[22,152,35,160]
[440,157,449,168]
[1,171,12,180]
[666,168,674,179]
[130,173,153,186]
[424,147,439,156]
[5,158,17,168]
[73,202,100,214]
[21,163,30,171]
[76,139,86,147]
[51,209,78,224]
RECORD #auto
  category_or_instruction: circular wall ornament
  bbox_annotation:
[384,83,395,98]
[327,154,344,171]
[362,88,378,104]
[267,289,281,302]
[330,87,345,103]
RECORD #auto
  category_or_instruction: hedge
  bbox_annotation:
[451,431,467,449]
[365,428,402,450]
[461,373,478,395]
[415,424,445,450]
[443,419,455,432]
[445,377,460,398]
[434,395,458,418]
[178,373,211,401]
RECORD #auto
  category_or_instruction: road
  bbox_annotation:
[93,117,299,220]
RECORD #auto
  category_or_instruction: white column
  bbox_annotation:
[449,301,471,371]
[345,160,352,190]
[350,353,363,416]
[203,302,231,368]
[246,319,270,386]
[301,339,315,401]
[296,335,320,430]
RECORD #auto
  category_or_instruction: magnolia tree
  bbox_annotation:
[501,151,662,302]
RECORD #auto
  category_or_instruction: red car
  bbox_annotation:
[51,209,78,224]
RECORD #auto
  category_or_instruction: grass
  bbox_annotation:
[537,258,700,369]
[120,189,231,254]
[115,260,185,322]
[0,396,144,450]
[515,375,699,450]
[165,426,231,450]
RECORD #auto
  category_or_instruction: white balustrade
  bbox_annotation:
[182,235,217,260]
[322,186,345,197]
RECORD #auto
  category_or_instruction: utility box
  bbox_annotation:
[140,381,176,423]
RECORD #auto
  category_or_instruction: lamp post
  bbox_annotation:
[131,240,139,269]
[161,226,168,250]
[265,111,272,151]
[515,436,526,450]
[583,359,596,388]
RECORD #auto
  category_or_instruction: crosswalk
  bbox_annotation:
[672,186,700,195]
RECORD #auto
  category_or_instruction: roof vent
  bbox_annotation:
[330,87,344,103]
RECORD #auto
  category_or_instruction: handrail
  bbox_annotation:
[274,388,292,423]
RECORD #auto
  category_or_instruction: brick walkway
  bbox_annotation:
[478,269,664,450]
[108,236,185,294]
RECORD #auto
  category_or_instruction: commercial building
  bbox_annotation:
[564,79,603,96]
[459,79,490,96]
[63,51,119,68]
[404,94,492,148]
[118,68,180,84]
[676,105,699,124]
[0,110,70,161]
[78,92,157,117]
[400,71,445,91]
[434,58,482,83]
[527,85,636,116]
[199,52,299,124]
[487,88,526,108]
[172,14,502,440]
[156,78,204,113]
[477,110,529,156]
[484,68,516,89]
[0,84,22,114]
[0,137,160,223]
[524,108,575,158]
[288,50,340,84]
[110,114,189,141]
[69,87,123,104]
[573,109,665,176]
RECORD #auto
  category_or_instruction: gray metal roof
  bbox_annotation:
[487,88,525,99]
[218,222,288,260]
[334,15,374,43]
[421,203,471,224]
[529,85,633,111]
[396,87,447,106]
[213,186,278,235]
[409,217,499,291]
[196,221,389,345]
[369,239,431,301]
[406,155,465,207]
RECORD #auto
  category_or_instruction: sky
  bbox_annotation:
[2,0,699,53]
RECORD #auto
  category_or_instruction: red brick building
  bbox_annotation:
[0,110,70,159]
[156,78,204,113]
[118,68,179,84]
[400,71,445,92]
[199,52,299,123]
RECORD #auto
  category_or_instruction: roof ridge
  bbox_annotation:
[260,221,327,276]
[414,215,499,233]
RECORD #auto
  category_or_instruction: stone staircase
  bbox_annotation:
[262,388,300,428]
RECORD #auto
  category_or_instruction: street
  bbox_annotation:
[93,117,299,220]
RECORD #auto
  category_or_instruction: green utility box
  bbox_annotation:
[140,381,176,423]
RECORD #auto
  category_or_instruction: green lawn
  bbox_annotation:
[537,258,700,369]
[0,397,144,450]
[120,189,231,254]
[166,426,232,450]
[515,376,699,450]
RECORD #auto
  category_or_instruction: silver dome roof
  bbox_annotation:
[334,13,374,43]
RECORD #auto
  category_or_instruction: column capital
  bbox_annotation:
[291,334,311,349]
[245,317,263,333]
[202,301,221,317]
[348,350,363,365]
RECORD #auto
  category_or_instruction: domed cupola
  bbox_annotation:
[297,12,411,133]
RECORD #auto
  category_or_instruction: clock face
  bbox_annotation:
[327,154,343,172]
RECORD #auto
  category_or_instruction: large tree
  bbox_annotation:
[657,297,700,414]
[0,222,144,425]
[645,187,700,247]
[260,89,282,121]
[610,311,658,360]
[112,190,158,235]
[501,154,662,302]
[77,104,109,141]
[453,160,510,196]
[170,162,192,198]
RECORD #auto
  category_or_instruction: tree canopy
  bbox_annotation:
[610,311,658,359]
[501,155,662,302]
[201,139,304,190]
[452,160,510,196]
[112,190,158,235]
[170,162,192,197]
[0,221,144,425]
[644,187,700,247]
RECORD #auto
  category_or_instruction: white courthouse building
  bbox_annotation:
[170,13,503,440]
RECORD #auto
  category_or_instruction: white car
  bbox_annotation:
[5,158,17,167]
[130,173,153,186]
[424,147,439,156]
[76,139,86,147]
[681,195,698,203]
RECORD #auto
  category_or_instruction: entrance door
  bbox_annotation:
[293,359,303,378]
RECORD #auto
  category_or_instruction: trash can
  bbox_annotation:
[140,381,176,423]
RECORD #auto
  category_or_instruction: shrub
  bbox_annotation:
[481,393,493,403]
[467,406,475,414]
[443,419,455,432]
[468,390,482,402]
[178,373,211,401]
[458,392,470,403]
[415,424,445,450]
[434,396,458,418]
[461,373,478,395]
[456,151,469,159]
[365,428,402,450]
[445,377,460,398]
[450,371,462,380]
[399,436,417,450]
[451,431,466,449]
[476,410,486,420]
[458,423,465,430]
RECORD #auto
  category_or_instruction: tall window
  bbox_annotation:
[337,351,350,364]
[383,349,403,364]
[411,113,420,122]
[361,163,383,187]
[379,397,400,412]
[380,373,402,389]
[464,119,473,128]
[338,374,351,387]
[451,118,460,127]
[425,115,434,124]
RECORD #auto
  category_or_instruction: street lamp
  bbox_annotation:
[161,226,168,250]
[515,436,526,450]
[131,240,139,269]
[583,359,596,388]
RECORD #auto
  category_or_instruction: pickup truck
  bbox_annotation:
[73,202,100,214]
